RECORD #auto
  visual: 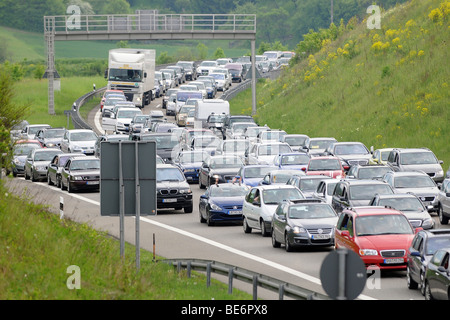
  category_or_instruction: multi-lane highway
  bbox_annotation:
[6,80,447,301]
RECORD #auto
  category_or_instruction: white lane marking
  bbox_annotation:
[94,110,104,134]
[54,189,375,300]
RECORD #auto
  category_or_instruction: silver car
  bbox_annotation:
[60,129,98,155]
[25,148,62,181]
[437,179,450,224]
[382,171,440,212]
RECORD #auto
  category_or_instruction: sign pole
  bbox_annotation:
[119,142,125,260]
[135,142,141,272]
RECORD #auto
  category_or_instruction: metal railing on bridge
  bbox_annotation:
[44,14,256,36]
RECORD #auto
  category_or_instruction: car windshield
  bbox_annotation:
[105,97,126,106]
[210,157,243,169]
[378,198,425,212]
[308,159,341,170]
[264,52,278,59]
[157,168,184,182]
[425,237,450,255]
[288,204,336,219]
[334,144,368,155]
[194,137,220,148]
[262,188,304,204]
[44,129,65,138]
[29,126,49,135]
[299,179,325,192]
[14,144,40,155]
[180,106,195,114]
[201,62,216,67]
[280,154,310,165]
[133,116,149,123]
[355,214,413,236]
[34,151,61,161]
[223,141,249,152]
[357,167,392,179]
[210,73,225,80]
[210,185,248,197]
[272,172,296,184]
[243,167,274,178]
[143,135,179,149]
[400,152,438,165]
[177,92,202,102]
[284,136,308,146]
[70,159,100,170]
[261,131,286,141]
[394,175,436,188]
[309,139,335,150]
[208,115,226,123]
[117,110,141,119]
[349,184,393,200]
[232,123,256,133]
[109,68,143,82]
[179,152,207,163]
[258,144,292,156]
[70,131,97,141]
[246,127,269,138]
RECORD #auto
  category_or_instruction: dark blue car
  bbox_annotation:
[174,150,209,183]
[233,165,277,187]
[199,183,249,226]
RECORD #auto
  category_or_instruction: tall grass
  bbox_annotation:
[0,180,252,299]
[230,0,449,167]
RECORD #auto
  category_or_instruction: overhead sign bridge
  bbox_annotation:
[43,12,258,114]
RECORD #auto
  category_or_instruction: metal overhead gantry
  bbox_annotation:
[43,12,258,115]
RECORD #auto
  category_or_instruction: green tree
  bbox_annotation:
[213,47,225,59]
[196,43,208,60]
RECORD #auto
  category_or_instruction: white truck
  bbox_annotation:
[106,49,155,108]
[194,99,230,128]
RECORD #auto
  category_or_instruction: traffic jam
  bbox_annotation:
[6,51,450,300]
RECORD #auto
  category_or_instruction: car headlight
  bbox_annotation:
[179,188,192,194]
[436,169,444,177]
[210,202,222,211]
[36,166,47,171]
[292,226,306,234]
[359,249,378,256]
[72,176,83,181]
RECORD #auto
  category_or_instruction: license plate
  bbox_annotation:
[228,210,242,215]
[86,181,99,185]
[311,234,330,240]
[384,258,404,264]
[163,199,177,203]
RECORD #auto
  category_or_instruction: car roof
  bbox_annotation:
[345,206,404,217]
[254,184,302,190]
[157,164,179,169]
[340,179,389,185]
[394,148,433,153]
[376,193,418,199]
[71,156,98,161]
[386,171,430,177]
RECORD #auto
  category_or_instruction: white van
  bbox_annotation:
[194,99,230,128]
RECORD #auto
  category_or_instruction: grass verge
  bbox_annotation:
[0,180,252,299]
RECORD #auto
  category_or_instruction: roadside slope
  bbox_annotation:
[232,0,449,166]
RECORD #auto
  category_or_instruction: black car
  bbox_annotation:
[47,153,86,188]
[60,156,100,193]
[346,164,393,180]
[198,155,245,189]
[157,164,193,213]
[407,229,450,294]
[424,247,450,300]
[221,115,255,139]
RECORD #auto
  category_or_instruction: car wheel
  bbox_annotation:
[47,174,53,186]
[199,176,205,189]
[272,229,281,248]
[24,170,30,180]
[31,170,36,182]
[420,272,426,296]
[184,204,193,214]
[56,176,61,188]
[243,217,252,234]
[199,208,206,223]
[60,178,66,191]
[285,233,293,252]
[206,210,214,226]
[406,267,418,290]
[424,281,434,300]
[439,205,449,224]
[260,220,269,237]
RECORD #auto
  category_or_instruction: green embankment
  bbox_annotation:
[230,0,449,167]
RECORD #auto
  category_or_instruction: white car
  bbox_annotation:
[245,142,293,165]
[197,60,218,76]
[242,185,305,236]
[313,179,339,205]
[60,129,98,156]
[209,73,230,91]
[114,108,143,133]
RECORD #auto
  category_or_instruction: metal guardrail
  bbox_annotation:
[45,14,256,35]
[161,259,329,300]
[70,87,105,130]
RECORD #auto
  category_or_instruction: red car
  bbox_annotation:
[335,207,420,270]
[304,156,345,178]
[100,90,125,111]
